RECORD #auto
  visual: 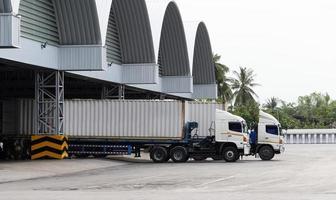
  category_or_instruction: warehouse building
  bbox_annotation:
[0,0,217,157]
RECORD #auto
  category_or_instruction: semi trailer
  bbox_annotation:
[0,99,251,162]
[0,99,283,162]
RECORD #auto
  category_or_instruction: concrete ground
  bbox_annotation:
[1,144,336,200]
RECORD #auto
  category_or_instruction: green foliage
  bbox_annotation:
[231,101,260,128]
[231,67,259,106]
[262,93,336,129]
[213,54,232,104]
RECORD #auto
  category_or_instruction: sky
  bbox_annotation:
[174,0,336,104]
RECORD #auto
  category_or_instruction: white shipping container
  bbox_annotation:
[185,102,216,137]
[11,99,185,139]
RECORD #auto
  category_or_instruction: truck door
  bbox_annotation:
[263,124,280,144]
[227,122,243,144]
[215,118,228,142]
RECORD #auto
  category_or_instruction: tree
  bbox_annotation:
[262,93,336,129]
[231,67,259,106]
[232,101,260,128]
[264,97,278,111]
[213,54,232,104]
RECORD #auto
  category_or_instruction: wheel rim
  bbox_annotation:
[226,150,234,159]
[173,150,183,161]
[261,148,272,158]
[154,150,164,161]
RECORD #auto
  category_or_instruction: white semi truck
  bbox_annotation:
[247,111,285,160]
[0,99,283,162]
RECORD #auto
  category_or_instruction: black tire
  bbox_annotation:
[235,153,241,161]
[222,146,238,162]
[170,146,189,163]
[258,146,274,161]
[193,155,207,161]
[150,146,168,163]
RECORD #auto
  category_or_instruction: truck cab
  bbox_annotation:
[215,109,251,161]
[249,110,285,160]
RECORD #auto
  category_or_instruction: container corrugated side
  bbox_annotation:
[14,99,184,139]
[64,99,184,139]
[185,101,216,137]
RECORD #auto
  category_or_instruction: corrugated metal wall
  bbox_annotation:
[106,5,122,64]
[192,84,217,99]
[58,46,106,70]
[0,14,21,47]
[192,22,215,84]
[1,100,18,135]
[0,0,11,13]
[19,0,59,45]
[122,64,158,84]
[161,76,193,93]
[158,2,189,76]
[185,102,216,137]
[17,98,35,135]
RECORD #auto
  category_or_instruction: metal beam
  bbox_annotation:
[35,71,64,135]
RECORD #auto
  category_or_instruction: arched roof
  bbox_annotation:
[157,1,190,76]
[105,0,155,64]
[53,0,101,45]
[16,0,101,45]
[192,22,215,84]
[0,0,11,13]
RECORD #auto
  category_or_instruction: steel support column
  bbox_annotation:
[35,71,64,135]
[101,84,125,100]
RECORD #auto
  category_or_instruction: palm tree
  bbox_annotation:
[213,54,232,104]
[264,97,278,111]
[231,67,259,106]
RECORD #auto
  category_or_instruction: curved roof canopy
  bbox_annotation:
[0,0,11,12]
[158,2,190,76]
[53,0,101,45]
[192,22,215,84]
[18,0,101,45]
[106,0,155,64]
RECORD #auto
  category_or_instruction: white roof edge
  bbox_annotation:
[259,110,280,125]
[216,109,246,122]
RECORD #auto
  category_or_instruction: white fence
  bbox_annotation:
[285,129,336,144]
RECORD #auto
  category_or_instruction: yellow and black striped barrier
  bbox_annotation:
[31,135,69,160]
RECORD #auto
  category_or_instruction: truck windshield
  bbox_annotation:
[279,125,283,136]
[243,123,248,133]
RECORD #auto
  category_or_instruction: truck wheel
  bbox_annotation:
[235,153,241,161]
[258,146,274,161]
[170,146,188,163]
[222,147,238,162]
[150,146,168,163]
